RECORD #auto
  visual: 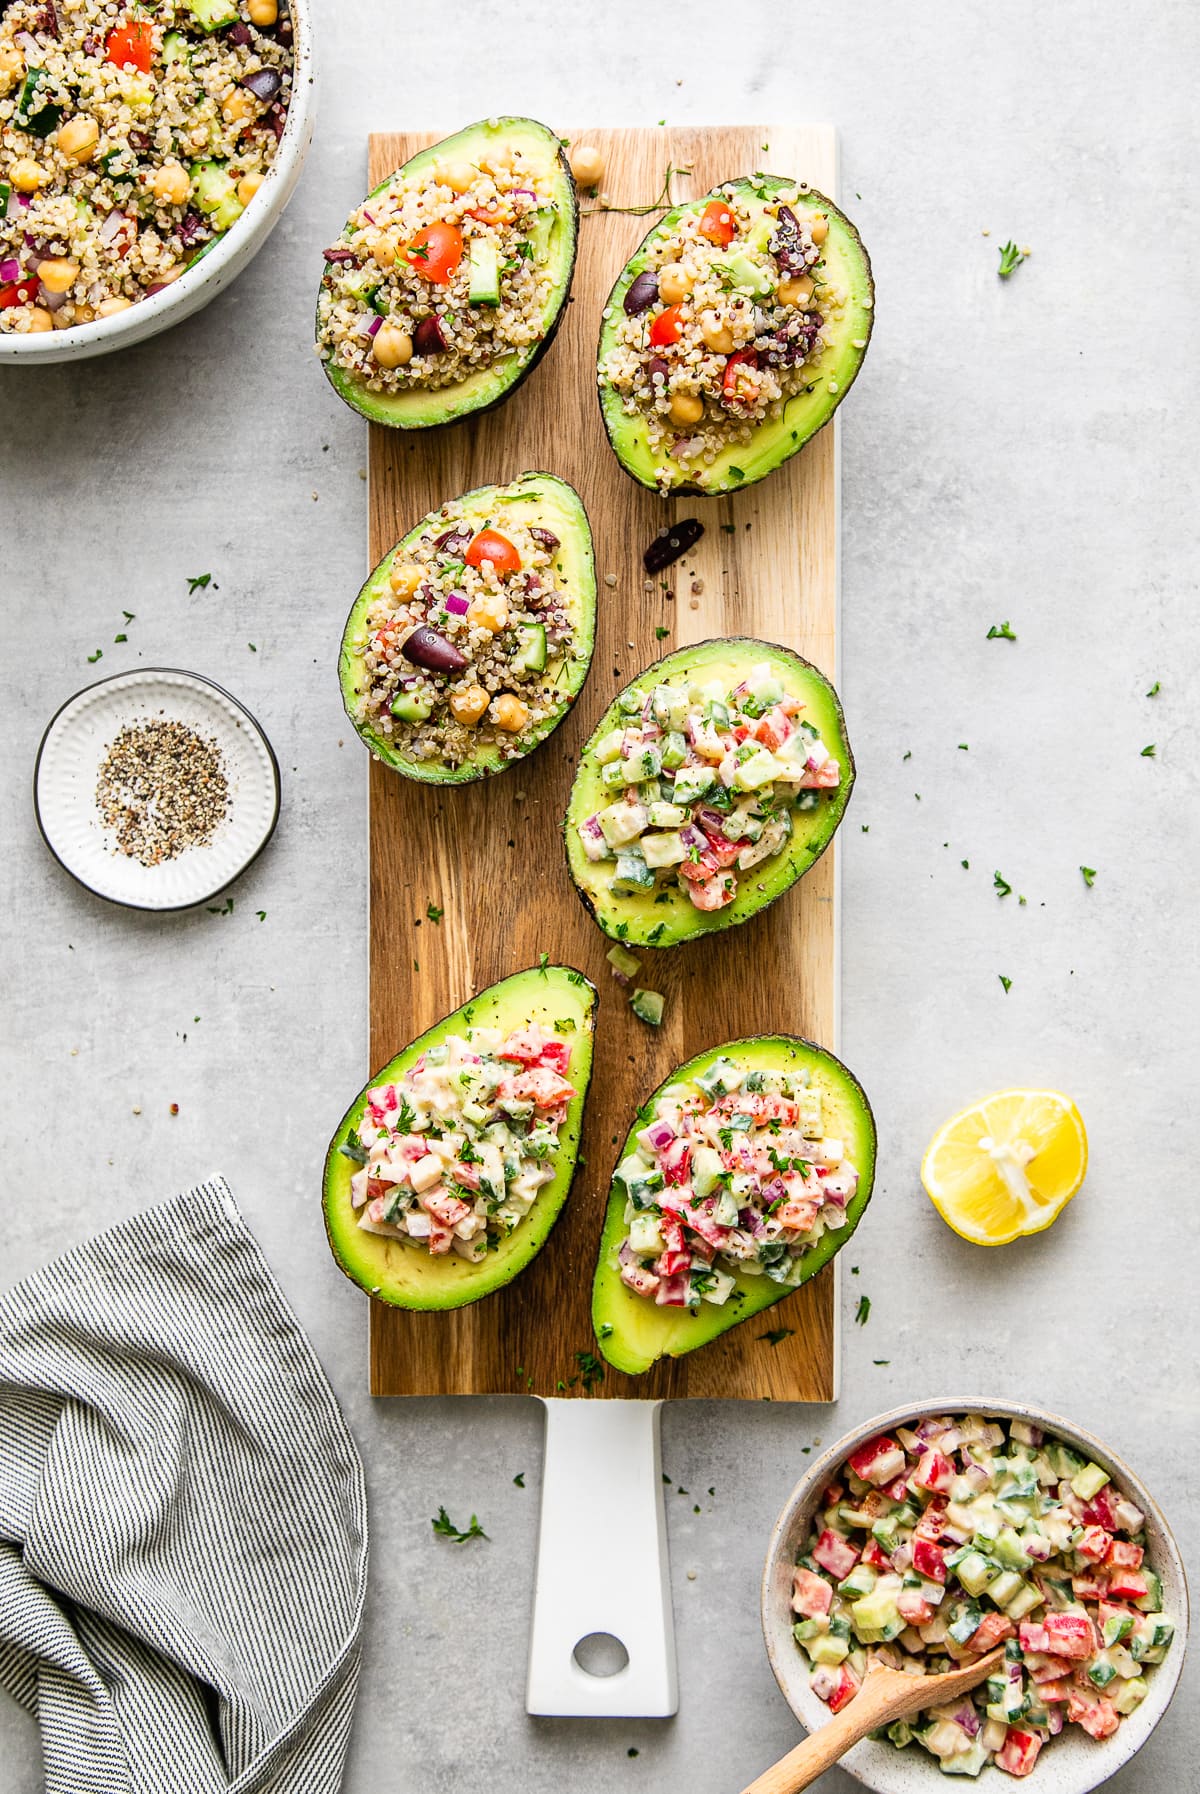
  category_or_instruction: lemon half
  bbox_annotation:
[921,1089,1088,1246]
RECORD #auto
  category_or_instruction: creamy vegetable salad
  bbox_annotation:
[792,1413,1173,1777]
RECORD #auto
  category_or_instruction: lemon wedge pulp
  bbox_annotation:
[921,1089,1088,1246]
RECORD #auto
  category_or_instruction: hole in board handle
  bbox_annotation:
[573,1632,630,1678]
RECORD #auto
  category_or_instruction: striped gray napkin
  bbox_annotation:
[0,1178,368,1794]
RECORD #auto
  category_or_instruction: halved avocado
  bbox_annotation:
[339,471,596,784]
[592,1036,876,1374]
[563,638,853,947]
[597,177,873,495]
[323,966,596,1309]
[319,117,578,428]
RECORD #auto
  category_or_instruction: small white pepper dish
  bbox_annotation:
[759,1399,1188,1794]
[34,668,280,911]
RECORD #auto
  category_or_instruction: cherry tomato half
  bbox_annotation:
[105,18,155,73]
[465,529,521,575]
[404,221,464,285]
[698,197,736,247]
[648,304,684,348]
[722,348,759,406]
[0,277,39,309]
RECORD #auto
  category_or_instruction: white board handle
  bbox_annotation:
[526,1397,678,1716]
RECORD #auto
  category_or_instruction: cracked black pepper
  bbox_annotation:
[96,717,230,866]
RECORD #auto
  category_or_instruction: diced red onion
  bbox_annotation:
[953,1705,981,1738]
[366,315,383,337]
[0,259,20,283]
[512,187,537,201]
[444,591,469,615]
[679,823,707,852]
[669,436,702,460]
[99,210,126,247]
[39,284,67,310]
[638,1119,676,1153]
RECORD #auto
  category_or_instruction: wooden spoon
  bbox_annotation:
[740,1648,1006,1794]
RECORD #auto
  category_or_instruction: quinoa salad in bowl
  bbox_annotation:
[0,0,311,358]
[338,472,596,783]
[316,116,578,427]
[597,175,873,494]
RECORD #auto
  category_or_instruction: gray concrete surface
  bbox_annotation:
[2,3,1198,1789]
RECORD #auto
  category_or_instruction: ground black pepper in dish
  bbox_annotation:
[96,718,230,867]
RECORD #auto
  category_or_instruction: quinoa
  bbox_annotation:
[96,715,229,865]
[348,498,580,770]
[0,0,293,335]
[599,185,849,489]
[316,144,558,394]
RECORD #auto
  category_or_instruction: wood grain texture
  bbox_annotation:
[366,125,843,1400]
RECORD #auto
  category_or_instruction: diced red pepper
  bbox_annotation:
[105,17,155,71]
[1106,1565,1149,1601]
[499,1026,548,1065]
[861,1537,892,1572]
[721,347,760,407]
[995,1729,1042,1777]
[1105,1538,1144,1572]
[686,873,736,911]
[648,304,684,347]
[811,1529,861,1582]
[1041,1611,1096,1660]
[968,1612,1015,1654]
[0,276,39,309]
[911,1448,956,1494]
[1066,1687,1119,1740]
[791,1567,832,1619]
[912,1535,947,1584]
[848,1434,906,1487]
[537,1040,572,1076]
[826,1663,861,1714]
[1080,1485,1120,1530]
[697,197,736,247]
[896,1589,935,1626]
[754,706,793,752]
[1075,1525,1113,1563]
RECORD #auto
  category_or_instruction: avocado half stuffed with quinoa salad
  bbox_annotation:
[565,638,853,946]
[0,0,294,335]
[324,965,596,1310]
[340,471,596,783]
[597,177,873,494]
[317,117,579,427]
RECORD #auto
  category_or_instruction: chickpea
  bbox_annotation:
[96,296,133,316]
[669,392,705,428]
[388,560,423,597]
[569,144,605,189]
[491,693,529,733]
[372,325,413,369]
[777,274,814,308]
[9,159,45,194]
[657,263,692,305]
[467,592,508,635]
[55,113,99,163]
[151,161,191,207]
[52,307,76,329]
[435,159,475,195]
[247,0,278,22]
[699,310,735,355]
[450,685,490,727]
[0,44,23,92]
[372,229,400,268]
[237,171,264,207]
[222,86,258,125]
[36,258,79,294]
[26,307,53,332]
[808,213,829,244]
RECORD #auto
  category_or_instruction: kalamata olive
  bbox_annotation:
[225,20,251,44]
[643,517,705,574]
[402,626,468,674]
[647,356,669,382]
[241,66,282,103]
[414,314,447,356]
[433,527,471,556]
[529,526,560,551]
[624,270,659,316]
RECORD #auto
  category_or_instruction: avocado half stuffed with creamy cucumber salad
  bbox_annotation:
[323,966,595,1309]
[597,177,873,494]
[339,472,595,782]
[317,117,578,427]
[792,1414,1175,1778]
[592,1036,875,1374]
[565,639,852,946]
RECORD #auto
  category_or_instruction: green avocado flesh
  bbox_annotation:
[323,966,596,1310]
[592,1036,876,1374]
[597,178,873,495]
[563,638,853,946]
[320,117,579,428]
[339,471,596,783]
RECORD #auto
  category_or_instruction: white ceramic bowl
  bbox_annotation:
[0,0,315,365]
[761,1399,1189,1793]
[34,667,280,910]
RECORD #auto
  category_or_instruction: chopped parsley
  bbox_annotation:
[513,1472,526,1488]
[426,902,443,924]
[986,620,1017,641]
[431,1505,488,1544]
[854,1294,871,1326]
[538,952,550,974]
[186,573,213,593]
[1146,681,1161,697]
[1080,866,1097,888]
[575,1350,605,1390]
[87,648,102,663]
[993,870,1012,898]
[758,1326,794,1347]
[999,974,1012,993]
[655,626,670,640]
[997,240,1026,278]
[1141,744,1156,758]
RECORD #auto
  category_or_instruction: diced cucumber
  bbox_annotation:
[606,943,641,979]
[1004,1581,1044,1621]
[1087,1655,1119,1689]
[661,731,688,771]
[1113,1676,1149,1715]
[648,801,686,828]
[954,1552,994,1598]
[1135,1571,1163,1612]
[513,623,547,672]
[808,1631,849,1666]
[690,1144,723,1199]
[629,743,662,782]
[887,1720,915,1748]
[746,661,785,704]
[695,1056,742,1096]
[593,728,625,765]
[162,29,190,63]
[641,831,686,869]
[611,852,655,895]
[792,1618,823,1643]
[651,684,689,730]
[630,988,664,1026]
[1102,1611,1134,1647]
[628,1212,663,1255]
[617,686,645,717]
[599,801,646,848]
[527,205,556,260]
[671,765,714,805]
[190,159,244,231]
[1070,1461,1111,1501]
[390,689,433,723]
[985,1569,1022,1608]
[940,1740,989,1777]
[462,1100,489,1128]
[468,238,501,305]
[733,746,782,791]
[947,1602,982,1645]
[715,247,775,297]
[602,758,632,789]
[993,1527,1032,1571]
[849,1586,901,1639]
[183,0,240,30]
[1044,1439,1086,1479]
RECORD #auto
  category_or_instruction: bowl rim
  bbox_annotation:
[33,664,282,912]
[760,1395,1190,1792]
[0,0,314,359]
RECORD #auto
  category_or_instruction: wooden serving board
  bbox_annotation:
[367,125,843,1400]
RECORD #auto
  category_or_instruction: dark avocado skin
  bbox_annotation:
[596,178,874,496]
[591,1034,877,1374]
[319,117,580,429]
[562,637,854,948]
[323,966,596,1310]
[338,471,596,785]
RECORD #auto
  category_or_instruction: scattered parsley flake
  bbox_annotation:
[122,610,135,623]
[207,897,234,916]
[114,632,127,644]
[1146,681,1160,697]
[997,240,1027,278]
[655,626,669,640]
[1141,744,1156,758]
[758,1327,794,1347]
[537,952,549,975]
[994,870,1012,898]
[431,1505,488,1544]
[958,742,969,751]
[513,1472,526,1488]
[987,620,1017,641]
[1080,866,1097,887]
[248,643,257,653]
[186,573,212,593]
[87,648,102,663]
[575,1350,605,1390]
[855,1295,871,1326]
[999,974,1012,993]
[256,910,266,921]
[873,1359,891,1366]
[427,902,443,924]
